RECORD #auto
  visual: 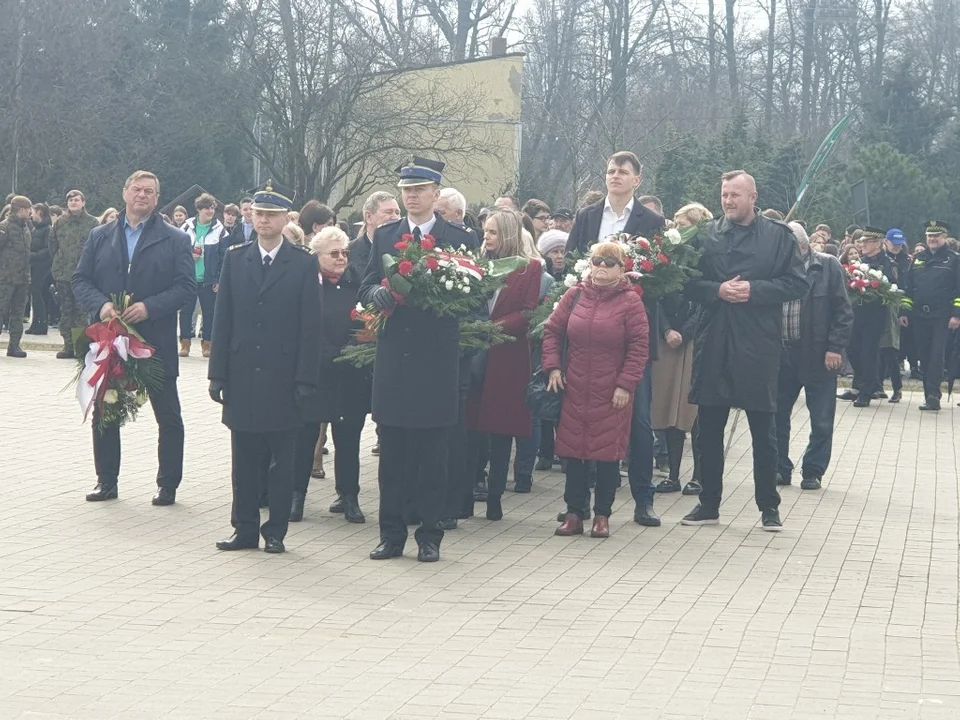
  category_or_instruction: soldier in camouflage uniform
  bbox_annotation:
[49,189,98,358]
[0,195,32,357]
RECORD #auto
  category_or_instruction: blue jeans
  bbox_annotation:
[775,347,837,482]
[628,361,654,506]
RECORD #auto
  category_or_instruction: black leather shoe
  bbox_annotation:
[852,397,871,408]
[86,483,118,502]
[486,495,503,521]
[263,537,285,553]
[437,517,458,530]
[343,496,365,523]
[919,396,941,411]
[776,473,791,486]
[417,542,440,563]
[216,534,259,551]
[56,349,75,360]
[682,480,702,495]
[370,541,404,560]
[888,390,902,403]
[152,487,176,506]
[290,491,305,522]
[513,474,532,493]
[800,476,822,490]
[634,504,661,527]
[6,346,26,358]
[329,495,346,513]
[837,390,858,401]
[655,478,681,493]
[25,326,47,335]
[872,391,888,400]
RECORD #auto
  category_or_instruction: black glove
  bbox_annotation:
[209,380,226,404]
[294,383,315,407]
[371,285,397,312]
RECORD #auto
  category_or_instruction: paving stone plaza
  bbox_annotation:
[2,341,959,719]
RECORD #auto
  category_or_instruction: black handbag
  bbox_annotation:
[525,289,582,422]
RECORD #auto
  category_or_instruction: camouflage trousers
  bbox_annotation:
[57,281,84,348]
[0,282,28,345]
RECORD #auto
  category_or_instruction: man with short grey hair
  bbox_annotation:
[350,191,400,272]
[437,188,467,224]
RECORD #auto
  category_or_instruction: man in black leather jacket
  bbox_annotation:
[775,223,853,491]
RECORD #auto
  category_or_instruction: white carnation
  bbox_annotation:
[563,274,578,288]
[103,389,119,405]
[445,280,454,291]
[889,284,898,292]
[664,228,682,243]
[462,285,471,294]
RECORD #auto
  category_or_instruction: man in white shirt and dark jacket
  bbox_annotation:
[209,181,323,554]
[359,157,476,563]
[563,151,667,527]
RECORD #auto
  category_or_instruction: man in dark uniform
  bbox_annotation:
[898,220,960,411]
[839,227,895,408]
[209,181,322,554]
[359,157,476,562]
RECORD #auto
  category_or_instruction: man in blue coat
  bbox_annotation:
[73,170,196,506]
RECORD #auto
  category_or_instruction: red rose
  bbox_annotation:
[402,233,414,242]
[421,235,436,251]
[426,257,439,271]
[398,260,414,277]
[658,253,670,265]
[394,241,409,251]
[640,259,654,273]
[350,308,360,321]
[624,258,635,271]
[638,238,651,250]
[871,280,880,289]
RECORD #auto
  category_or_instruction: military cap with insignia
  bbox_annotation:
[860,226,885,241]
[396,156,444,187]
[249,179,296,212]
[925,219,951,236]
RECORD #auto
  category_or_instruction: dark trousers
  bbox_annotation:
[913,316,950,399]
[879,347,902,392]
[849,303,886,396]
[445,395,473,519]
[513,419,539,478]
[538,420,555,460]
[698,405,780,513]
[231,430,294,541]
[627,360,654,506]
[378,424,449,547]
[775,349,838,483]
[178,296,197,340]
[28,268,51,329]
[196,285,216,341]
[93,378,184,488]
[565,459,619,518]
[665,422,700,482]
[293,417,365,496]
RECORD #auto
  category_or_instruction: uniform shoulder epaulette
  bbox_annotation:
[293,243,311,252]
[229,241,252,251]
[381,218,403,228]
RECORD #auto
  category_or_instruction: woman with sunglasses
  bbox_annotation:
[543,242,650,538]
[291,226,371,524]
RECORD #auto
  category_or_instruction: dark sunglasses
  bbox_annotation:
[327,249,350,259]
[591,256,623,268]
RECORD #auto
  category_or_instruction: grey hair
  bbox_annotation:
[362,191,396,217]
[309,225,350,255]
[440,187,467,214]
[789,221,810,247]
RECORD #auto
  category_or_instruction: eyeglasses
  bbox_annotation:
[534,214,550,221]
[591,256,623,268]
[326,249,350,259]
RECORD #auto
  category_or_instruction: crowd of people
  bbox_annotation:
[2,150,959,562]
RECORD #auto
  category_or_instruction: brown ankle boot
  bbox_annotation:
[179,339,190,357]
[555,512,584,536]
[590,516,610,538]
[201,340,211,357]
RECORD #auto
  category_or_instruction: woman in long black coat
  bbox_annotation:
[291,227,371,523]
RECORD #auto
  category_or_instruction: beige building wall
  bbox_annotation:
[336,53,523,215]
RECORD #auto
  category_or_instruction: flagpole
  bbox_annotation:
[785,113,854,222]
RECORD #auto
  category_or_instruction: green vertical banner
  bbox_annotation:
[794,113,854,206]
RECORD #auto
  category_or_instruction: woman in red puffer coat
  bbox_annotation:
[542,241,649,538]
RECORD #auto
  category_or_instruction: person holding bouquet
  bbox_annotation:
[464,210,544,520]
[291,226,371,524]
[209,181,322,554]
[544,242,650,538]
[72,171,196,506]
[359,157,477,563]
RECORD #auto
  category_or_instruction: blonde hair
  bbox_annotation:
[590,241,628,265]
[283,222,306,246]
[98,207,118,225]
[486,210,541,261]
[309,225,349,254]
[674,203,712,227]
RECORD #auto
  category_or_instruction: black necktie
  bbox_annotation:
[262,254,272,279]
[413,226,423,244]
